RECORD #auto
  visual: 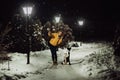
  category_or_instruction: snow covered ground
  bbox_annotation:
[0,42,113,80]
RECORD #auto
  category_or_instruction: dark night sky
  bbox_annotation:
[0,0,120,40]
[0,0,119,22]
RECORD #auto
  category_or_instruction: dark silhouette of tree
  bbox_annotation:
[31,18,48,51]
[42,21,74,47]
[3,14,48,53]
[112,24,120,68]
[0,21,13,51]
[113,25,120,56]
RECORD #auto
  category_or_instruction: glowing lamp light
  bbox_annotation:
[78,20,84,26]
[23,6,33,16]
[55,16,60,23]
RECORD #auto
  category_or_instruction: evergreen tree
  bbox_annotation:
[42,21,74,47]
[0,21,13,51]
[31,18,48,51]
[3,14,48,53]
[8,14,28,53]
[112,24,120,68]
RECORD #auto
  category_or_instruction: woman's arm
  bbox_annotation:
[48,31,51,37]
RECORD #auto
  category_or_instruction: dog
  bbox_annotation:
[61,47,71,65]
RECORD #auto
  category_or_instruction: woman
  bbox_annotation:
[48,28,63,65]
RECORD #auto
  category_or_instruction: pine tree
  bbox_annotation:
[42,21,74,47]
[0,21,13,60]
[31,18,48,51]
[3,14,48,53]
[112,24,120,69]
[8,14,28,53]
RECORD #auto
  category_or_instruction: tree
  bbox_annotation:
[4,14,48,53]
[42,21,74,47]
[0,21,13,51]
[112,24,120,68]
[0,21,13,60]
[31,18,48,51]
[6,14,28,53]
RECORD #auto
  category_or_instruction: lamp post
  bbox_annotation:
[23,5,33,64]
[55,16,60,23]
[54,14,61,30]
[78,19,84,45]
[78,20,84,26]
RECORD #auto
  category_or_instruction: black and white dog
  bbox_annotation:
[62,47,71,65]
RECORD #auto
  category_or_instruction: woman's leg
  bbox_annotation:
[49,44,57,65]
[53,47,58,65]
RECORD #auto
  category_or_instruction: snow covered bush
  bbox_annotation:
[87,46,114,69]
[82,42,120,80]
[98,69,120,80]
[0,51,11,60]
[0,73,26,80]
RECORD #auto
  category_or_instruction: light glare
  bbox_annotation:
[78,20,84,26]
[55,16,60,23]
[23,7,32,16]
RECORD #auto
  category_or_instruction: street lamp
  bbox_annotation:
[23,7,32,16]
[23,5,33,64]
[78,20,84,26]
[78,19,85,45]
[54,14,61,29]
[55,16,60,23]
[54,14,61,23]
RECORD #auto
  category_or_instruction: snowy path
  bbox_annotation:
[17,42,107,80]
[0,42,111,80]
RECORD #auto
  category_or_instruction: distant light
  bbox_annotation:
[78,20,84,26]
[23,6,33,16]
[55,16,60,23]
